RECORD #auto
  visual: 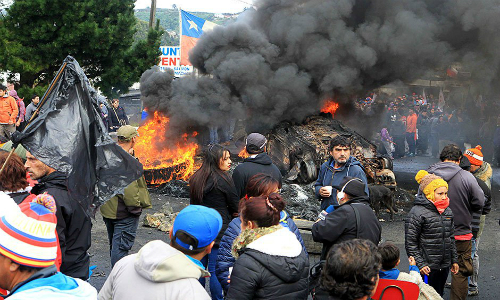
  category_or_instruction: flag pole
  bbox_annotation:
[0,60,69,176]
[179,7,182,67]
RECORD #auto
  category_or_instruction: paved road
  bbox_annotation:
[88,155,499,299]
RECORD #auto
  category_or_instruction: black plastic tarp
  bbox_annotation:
[12,56,143,214]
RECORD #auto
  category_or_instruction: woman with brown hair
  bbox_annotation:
[0,150,31,204]
[189,144,239,300]
[226,193,309,300]
[216,173,306,293]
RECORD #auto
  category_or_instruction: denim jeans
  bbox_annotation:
[468,237,480,290]
[199,246,223,300]
[209,126,219,145]
[103,215,140,267]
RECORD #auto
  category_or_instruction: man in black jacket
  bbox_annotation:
[232,133,282,198]
[25,151,92,280]
[312,177,381,259]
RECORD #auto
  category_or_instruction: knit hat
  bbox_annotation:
[464,145,483,166]
[0,193,58,268]
[415,170,448,201]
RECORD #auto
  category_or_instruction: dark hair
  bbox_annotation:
[245,173,281,198]
[170,231,210,256]
[31,94,39,100]
[18,264,42,273]
[329,136,351,151]
[378,242,400,270]
[440,144,462,162]
[321,239,381,300]
[112,98,119,103]
[0,85,5,91]
[240,193,285,227]
[189,144,231,204]
[0,152,28,192]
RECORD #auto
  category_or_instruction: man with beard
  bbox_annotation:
[25,151,92,280]
[315,136,369,211]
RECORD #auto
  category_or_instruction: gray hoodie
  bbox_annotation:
[427,162,484,236]
[98,240,210,300]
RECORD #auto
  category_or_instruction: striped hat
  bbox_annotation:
[464,145,483,166]
[0,194,58,268]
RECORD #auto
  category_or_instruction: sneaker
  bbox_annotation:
[445,282,451,288]
[468,289,479,296]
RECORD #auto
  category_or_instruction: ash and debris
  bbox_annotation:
[149,180,190,198]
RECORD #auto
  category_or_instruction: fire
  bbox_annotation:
[321,100,339,118]
[238,148,249,159]
[135,112,199,184]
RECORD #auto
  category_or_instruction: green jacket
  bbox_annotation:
[100,176,151,219]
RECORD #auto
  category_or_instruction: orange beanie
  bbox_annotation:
[464,145,483,166]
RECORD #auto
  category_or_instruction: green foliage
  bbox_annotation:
[0,0,161,97]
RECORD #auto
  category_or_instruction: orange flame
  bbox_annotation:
[238,148,249,159]
[321,100,339,118]
[135,112,199,184]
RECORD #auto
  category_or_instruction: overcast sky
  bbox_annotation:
[134,0,252,14]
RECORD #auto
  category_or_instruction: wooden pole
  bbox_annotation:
[149,0,156,28]
[0,148,15,176]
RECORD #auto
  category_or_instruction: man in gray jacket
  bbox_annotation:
[427,144,484,300]
[98,205,223,300]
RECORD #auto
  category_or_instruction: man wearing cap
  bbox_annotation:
[98,205,223,300]
[312,176,381,259]
[464,145,492,189]
[100,125,151,267]
[0,194,97,299]
[0,84,18,141]
[232,133,282,198]
[461,147,492,296]
[25,151,92,280]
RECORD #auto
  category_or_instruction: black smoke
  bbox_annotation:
[141,0,500,136]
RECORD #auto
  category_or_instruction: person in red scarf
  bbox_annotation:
[405,170,459,296]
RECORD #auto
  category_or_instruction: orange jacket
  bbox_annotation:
[0,96,18,124]
[406,113,417,133]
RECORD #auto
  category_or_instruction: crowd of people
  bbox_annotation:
[0,83,495,300]
[0,124,492,300]
[373,92,500,166]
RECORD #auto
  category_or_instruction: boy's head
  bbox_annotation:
[169,205,222,257]
[378,242,400,270]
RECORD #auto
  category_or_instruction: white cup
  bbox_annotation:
[324,186,333,197]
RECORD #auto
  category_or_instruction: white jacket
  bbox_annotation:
[98,240,210,300]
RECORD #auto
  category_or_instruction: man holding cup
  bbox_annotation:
[314,136,369,210]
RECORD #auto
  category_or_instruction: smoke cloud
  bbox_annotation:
[141,0,500,135]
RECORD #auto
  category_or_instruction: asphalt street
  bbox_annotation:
[88,155,500,299]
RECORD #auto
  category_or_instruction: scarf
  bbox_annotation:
[231,225,282,258]
[433,197,449,214]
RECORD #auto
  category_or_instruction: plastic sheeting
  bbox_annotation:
[12,56,143,215]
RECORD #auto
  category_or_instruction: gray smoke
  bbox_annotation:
[141,0,500,135]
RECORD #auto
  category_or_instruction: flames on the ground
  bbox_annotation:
[135,112,199,184]
[321,100,339,118]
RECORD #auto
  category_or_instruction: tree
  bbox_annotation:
[0,0,161,97]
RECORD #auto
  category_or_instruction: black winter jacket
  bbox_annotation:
[405,194,458,270]
[195,172,239,246]
[31,171,92,280]
[311,196,381,259]
[226,228,309,300]
[232,153,282,199]
[108,106,129,130]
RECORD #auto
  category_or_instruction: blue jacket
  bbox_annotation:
[314,156,369,210]
[215,211,306,292]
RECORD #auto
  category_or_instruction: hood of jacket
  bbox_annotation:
[243,153,273,165]
[36,171,68,189]
[427,161,461,182]
[414,193,437,210]
[244,228,306,283]
[327,155,364,172]
[134,240,209,283]
[474,161,492,186]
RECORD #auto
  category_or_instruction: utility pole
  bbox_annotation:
[149,0,156,28]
